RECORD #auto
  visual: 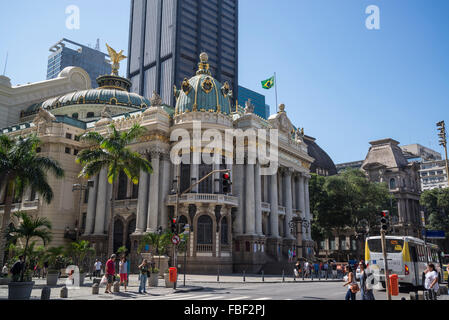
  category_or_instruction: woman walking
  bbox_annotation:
[119,256,128,292]
[138,259,149,294]
[359,261,375,300]
[343,264,358,300]
[424,263,439,300]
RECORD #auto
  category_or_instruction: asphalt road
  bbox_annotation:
[142,281,411,301]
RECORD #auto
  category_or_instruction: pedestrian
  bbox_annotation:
[138,259,149,294]
[294,259,301,278]
[314,262,319,278]
[10,255,25,282]
[105,254,116,294]
[324,261,329,278]
[2,263,8,278]
[359,261,375,300]
[343,264,358,301]
[119,256,128,292]
[94,259,102,278]
[424,263,439,300]
[43,261,48,278]
[336,264,342,279]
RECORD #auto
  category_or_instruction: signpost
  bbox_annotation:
[172,235,180,245]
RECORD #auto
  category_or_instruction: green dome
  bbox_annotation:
[175,53,232,116]
[23,88,150,117]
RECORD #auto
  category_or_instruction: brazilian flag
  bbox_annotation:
[261,76,275,90]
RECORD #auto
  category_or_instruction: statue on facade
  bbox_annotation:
[244,99,255,114]
[105,43,127,76]
[150,91,163,107]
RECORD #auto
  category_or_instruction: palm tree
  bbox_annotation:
[9,211,52,281]
[76,123,153,257]
[0,134,64,267]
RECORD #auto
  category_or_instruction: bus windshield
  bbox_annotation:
[367,239,404,253]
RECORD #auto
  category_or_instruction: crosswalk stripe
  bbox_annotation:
[200,295,226,300]
[226,296,250,300]
[253,297,272,300]
[179,294,214,300]
[146,294,197,300]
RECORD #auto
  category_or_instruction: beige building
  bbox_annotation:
[1,53,315,274]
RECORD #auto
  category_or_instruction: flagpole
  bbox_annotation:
[274,72,278,113]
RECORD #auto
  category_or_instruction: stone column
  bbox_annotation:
[159,154,171,229]
[291,175,297,211]
[254,162,263,235]
[191,152,199,193]
[284,169,293,239]
[135,170,149,233]
[104,181,113,233]
[232,164,244,235]
[269,170,279,238]
[147,152,160,233]
[84,175,98,235]
[298,175,306,219]
[245,162,256,235]
[93,168,107,235]
[304,177,311,240]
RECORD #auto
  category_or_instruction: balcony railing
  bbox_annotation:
[114,199,138,209]
[167,193,238,206]
[196,244,213,252]
[0,200,39,214]
[261,202,271,212]
[278,206,286,215]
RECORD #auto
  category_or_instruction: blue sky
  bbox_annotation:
[1,0,448,164]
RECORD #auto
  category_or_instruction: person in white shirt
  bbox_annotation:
[94,259,102,278]
[424,263,439,300]
[2,264,8,277]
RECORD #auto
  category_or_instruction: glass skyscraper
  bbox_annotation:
[47,38,111,89]
[238,85,270,119]
[127,0,238,106]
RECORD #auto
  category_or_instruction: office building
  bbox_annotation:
[420,160,448,190]
[238,85,269,119]
[47,38,111,88]
[127,0,238,106]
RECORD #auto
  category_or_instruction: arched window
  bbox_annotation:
[131,182,139,199]
[197,215,212,245]
[86,112,95,118]
[113,219,124,253]
[180,164,191,194]
[126,218,136,252]
[72,113,79,119]
[117,171,128,200]
[389,178,396,190]
[221,217,228,245]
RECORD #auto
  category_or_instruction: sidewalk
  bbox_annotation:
[0,275,203,300]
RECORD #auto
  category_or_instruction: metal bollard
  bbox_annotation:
[60,286,68,298]
[262,270,264,282]
[41,287,51,300]
[318,270,321,281]
[302,269,305,281]
[326,271,328,281]
[282,270,285,282]
[217,268,220,282]
[243,270,246,282]
[113,281,120,293]
[92,283,99,295]
[93,278,101,285]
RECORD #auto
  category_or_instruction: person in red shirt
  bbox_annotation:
[105,254,116,294]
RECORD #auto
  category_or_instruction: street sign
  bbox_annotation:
[425,230,446,239]
[172,234,180,245]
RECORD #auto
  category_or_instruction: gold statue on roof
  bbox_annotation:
[105,43,127,76]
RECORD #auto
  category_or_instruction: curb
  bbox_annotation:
[184,280,342,284]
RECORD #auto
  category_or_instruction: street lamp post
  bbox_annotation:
[72,180,94,240]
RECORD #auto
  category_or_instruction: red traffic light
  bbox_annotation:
[223,173,230,180]
[381,210,389,217]
[172,218,177,224]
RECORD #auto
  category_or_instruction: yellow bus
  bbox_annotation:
[365,236,442,288]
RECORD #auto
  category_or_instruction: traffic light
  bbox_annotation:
[380,210,389,232]
[171,218,177,234]
[222,172,231,194]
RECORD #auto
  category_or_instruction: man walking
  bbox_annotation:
[94,259,102,278]
[105,254,116,294]
[11,256,25,282]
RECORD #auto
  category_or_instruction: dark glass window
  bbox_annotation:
[389,178,396,189]
[65,147,71,154]
[66,133,72,139]
[132,182,139,199]
[221,217,228,245]
[197,215,212,245]
[117,171,128,200]
[198,163,213,193]
[86,112,95,118]
[180,164,191,194]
